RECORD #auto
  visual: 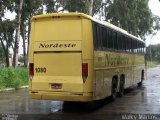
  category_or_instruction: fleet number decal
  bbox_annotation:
[35,67,46,73]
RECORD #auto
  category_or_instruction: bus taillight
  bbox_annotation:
[29,63,34,80]
[82,63,88,82]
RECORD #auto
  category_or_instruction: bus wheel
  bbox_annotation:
[110,77,117,101]
[118,76,125,97]
[138,82,142,86]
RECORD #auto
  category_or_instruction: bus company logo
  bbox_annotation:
[39,43,76,48]
[106,54,129,66]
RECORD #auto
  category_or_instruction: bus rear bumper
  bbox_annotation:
[29,91,93,102]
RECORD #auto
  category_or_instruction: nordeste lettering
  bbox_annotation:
[39,43,76,48]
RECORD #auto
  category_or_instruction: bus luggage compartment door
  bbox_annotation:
[32,52,83,93]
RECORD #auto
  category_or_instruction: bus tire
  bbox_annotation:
[137,82,142,86]
[118,75,125,97]
[110,77,117,101]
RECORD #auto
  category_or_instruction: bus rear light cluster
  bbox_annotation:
[82,63,88,82]
[29,63,34,80]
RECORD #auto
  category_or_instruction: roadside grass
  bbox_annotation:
[0,67,28,90]
[147,61,160,68]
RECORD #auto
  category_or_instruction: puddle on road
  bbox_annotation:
[151,74,159,78]
[0,89,64,114]
[50,101,63,113]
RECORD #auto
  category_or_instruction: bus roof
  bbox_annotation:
[32,13,144,43]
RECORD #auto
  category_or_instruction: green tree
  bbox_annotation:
[21,0,43,67]
[0,20,15,67]
[63,0,102,16]
[150,15,160,36]
[104,0,160,40]
[12,0,43,67]
[0,0,14,67]
[44,0,102,16]
[93,0,103,16]
[146,44,160,62]
[43,0,63,13]
[0,0,14,19]
[63,0,87,13]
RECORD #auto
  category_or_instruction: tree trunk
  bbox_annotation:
[86,0,93,16]
[21,23,27,67]
[26,18,31,67]
[13,0,23,67]
[6,43,9,67]
[0,39,9,67]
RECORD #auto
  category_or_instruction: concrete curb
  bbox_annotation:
[0,85,29,92]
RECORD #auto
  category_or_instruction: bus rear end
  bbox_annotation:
[29,13,93,102]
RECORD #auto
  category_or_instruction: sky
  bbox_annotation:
[146,0,160,46]
[4,0,160,49]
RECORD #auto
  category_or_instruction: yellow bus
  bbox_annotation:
[29,13,145,102]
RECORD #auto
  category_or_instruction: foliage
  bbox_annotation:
[0,0,15,67]
[63,0,87,13]
[147,61,160,68]
[146,44,160,62]
[0,0,14,19]
[42,0,101,15]
[0,19,16,67]
[0,19,15,47]
[0,67,28,89]
[20,0,43,19]
[12,0,43,67]
[104,0,155,40]
[43,0,63,13]
[151,15,160,36]
[92,0,102,15]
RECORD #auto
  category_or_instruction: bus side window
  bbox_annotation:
[121,35,126,52]
[139,42,142,54]
[131,39,134,53]
[126,37,131,53]
[137,41,139,54]
[93,22,103,50]
[106,28,110,49]
[129,38,132,53]
[132,39,135,53]
[118,34,123,51]
[102,27,107,50]
[108,29,114,50]
[138,41,141,54]
[141,42,144,54]
[93,23,98,50]
[97,25,101,50]
[113,31,118,50]
[96,25,101,49]
[135,40,138,54]
[105,28,108,49]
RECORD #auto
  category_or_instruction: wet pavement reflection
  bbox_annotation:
[0,89,63,114]
[0,66,160,120]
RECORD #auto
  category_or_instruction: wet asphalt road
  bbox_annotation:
[0,66,160,120]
